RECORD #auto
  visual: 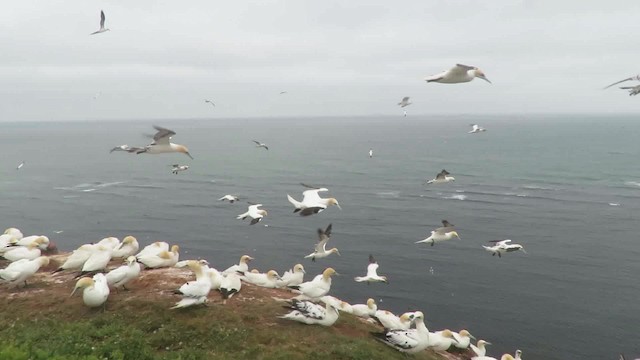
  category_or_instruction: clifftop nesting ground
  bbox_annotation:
[0,254,469,360]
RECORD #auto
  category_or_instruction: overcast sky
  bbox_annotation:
[1,0,639,121]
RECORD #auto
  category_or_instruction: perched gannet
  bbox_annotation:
[222,255,254,275]
[287,183,341,216]
[319,295,353,313]
[0,256,49,287]
[425,64,491,84]
[90,10,110,35]
[452,329,475,349]
[236,203,268,225]
[4,228,24,240]
[218,195,239,203]
[97,237,120,250]
[137,245,179,268]
[76,245,112,277]
[176,259,210,280]
[175,273,212,299]
[136,241,169,258]
[277,264,305,287]
[105,256,140,290]
[416,220,460,246]
[288,267,338,300]
[71,273,110,308]
[355,254,388,284]
[204,99,215,107]
[304,224,340,262]
[171,164,189,174]
[619,85,640,96]
[252,140,269,150]
[372,311,430,353]
[12,235,49,250]
[112,236,139,258]
[603,74,640,89]
[2,244,41,262]
[112,126,193,159]
[53,244,96,273]
[426,169,455,184]
[239,269,281,288]
[514,350,523,360]
[483,240,526,258]
[0,235,15,253]
[279,299,340,326]
[471,340,492,357]
[350,298,377,318]
[429,329,459,351]
[219,272,242,300]
[397,96,412,107]
[469,124,487,133]
[372,310,414,330]
[16,161,25,170]
[171,296,208,309]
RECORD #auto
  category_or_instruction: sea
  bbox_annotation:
[1,115,638,359]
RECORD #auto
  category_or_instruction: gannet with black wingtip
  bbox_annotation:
[112,236,139,258]
[12,235,49,250]
[71,273,110,308]
[97,237,120,250]
[76,245,113,278]
[277,264,305,287]
[483,240,526,258]
[371,311,430,353]
[470,340,491,357]
[237,203,268,225]
[287,183,341,216]
[238,269,281,288]
[354,254,388,284]
[171,296,208,309]
[222,255,254,275]
[429,329,460,351]
[350,298,377,318]
[619,85,640,96]
[0,256,49,287]
[90,10,109,35]
[604,74,640,89]
[469,124,487,133]
[135,241,169,258]
[372,310,414,330]
[110,145,146,154]
[174,263,212,298]
[416,220,461,246]
[279,299,340,326]
[4,228,23,240]
[304,224,339,262]
[219,272,242,301]
[113,126,193,159]
[171,164,189,174]
[426,169,455,184]
[53,244,96,273]
[2,244,42,262]
[397,97,412,107]
[252,140,269,150]
[288,267,338,300]
[452,329,476,349]
[218,195,239,203]
[425,64,491,84]
[319,295,353,313]
[105,256,140,290]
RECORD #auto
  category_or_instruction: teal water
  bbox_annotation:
[1,115,639,359]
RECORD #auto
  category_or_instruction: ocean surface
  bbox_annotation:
[1,115,639,359]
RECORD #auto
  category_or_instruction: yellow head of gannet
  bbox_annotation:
[171,245,180,254]
[327,198,341,210]
[450,231,461,239]
[250,269,260,273]
[459,329,475,339]
[322,267,339,280]
[441,329,456,339]
[366,298,376,309]
[267,270,281,280]
[70,277,94,297]
[399,312,415,323]
[122,236,136,244]
[413,311,424,320]
[240,255,254,264]
[293,264,305,274]
[37,256,51,267]
[34,236,48,245]
[473,68,491,83]
[174,144,193,159]
[125,256,136,265]
[500,355,515,360]
[329,248,341,256]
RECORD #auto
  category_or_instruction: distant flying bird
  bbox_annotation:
[237,203,268,225]
[415,220,460,246]
[468,124,487,133]
[354,255,388,284]
[93,92,101,100]
[397,97,412,108]
[482,239,526,258]
[171,164,189,174]
[16,162,24,170]
[619,85,640,96]
[252,140,269,150]
[403,110,407,117]
[426,169,455,184]
[110,126,193,159]
[603,74,640,89]
[204,99,215,107]
[90,10,110,35]
[425,64,491,84]
[304,224,339,262]
[369,149,373,158]
[279,91,287,95]
[218,195,239,203]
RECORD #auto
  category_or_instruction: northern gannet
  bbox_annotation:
[111,236,139,258]
[354,254,388,284]
[279,299,340,326]
[372,311,430,353]
[0,256,49,287]
[416,220,460,246]
[252,140,269,150]
[397,96,412,107]
[2,244,42,262]
[236,203,268,225]
[277,263,305,287]
[111,126,193,159]
[304,224,339,262]
[287,183,341,216]
[239,269,281,288]
[350,298,377,318]
[452,329,476,349]
[426,169,455,184]
[137,245,180,268]
[90,10,110,35]
[218,195,239,203]
[372,310,414,330]
[71,273,110,308]
[429,329,460,350]
[288,267,338,300]
[619,85,640,96]
[53,244,96,273]
[471,340,492,357]
[171,164,189,174]
[76,245,112,278]
[425,64,491,84]
[135,241,169,258]
[219,272,242,301]
[603,74,640,89]
[222,255,254,275]
[483,240,526,258]
[469,124,487,133]
[105,256,141,290]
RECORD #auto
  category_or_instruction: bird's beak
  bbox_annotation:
[521,249,527,254]
[334,272,341,276]
[70,287,78,298]
[336,203,342,210]
[301,269,306,274]
[470,334,477,340]
[336,250,341,256]
[485,342,492,345]
[186,152,194,159]
[480,76,492,84]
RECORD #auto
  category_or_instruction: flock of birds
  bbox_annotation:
[7,8,640,360]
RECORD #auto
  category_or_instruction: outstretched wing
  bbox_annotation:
[604,75,640,89]
[152,126,176,144]
[100,10,106,29]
